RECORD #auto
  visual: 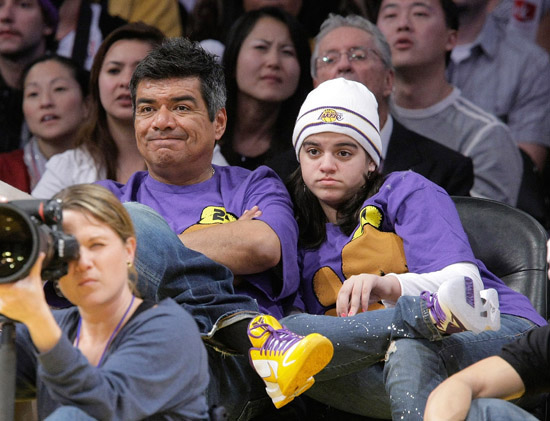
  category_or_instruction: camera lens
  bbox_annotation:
[0,205,37,283]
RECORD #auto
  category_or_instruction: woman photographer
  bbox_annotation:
[0,184,209,420]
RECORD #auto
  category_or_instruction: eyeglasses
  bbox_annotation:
[316,47,381,69]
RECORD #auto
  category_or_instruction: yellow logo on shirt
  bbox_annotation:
[198,206,238,225]
[352,205,383,240]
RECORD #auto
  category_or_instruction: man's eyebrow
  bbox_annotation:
[136,95,198,105]
[172,95,197,104]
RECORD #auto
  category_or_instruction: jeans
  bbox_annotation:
[125,203,266,419]
[213,299,425,420]
[277,295,436,418]
[126,202,259,340]
[466,398,540,421]
[384,313,537,420]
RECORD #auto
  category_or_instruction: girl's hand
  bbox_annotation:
[336,273,401,317]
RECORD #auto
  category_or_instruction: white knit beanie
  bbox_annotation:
[292,78,382,166]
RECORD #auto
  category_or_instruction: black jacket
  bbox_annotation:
[384,119,474,196]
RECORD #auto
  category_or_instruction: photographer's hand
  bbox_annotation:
[0,253,62,353]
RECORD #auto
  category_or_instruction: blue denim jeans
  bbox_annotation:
[126,203,265,419]
[215,297,428,420]
[384,313,537,420]
[467,398,539,421]
[126,202,259,340]
[277,295,435,418]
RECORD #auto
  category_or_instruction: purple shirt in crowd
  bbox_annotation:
[99,165,299,319]
[299,171,546,327]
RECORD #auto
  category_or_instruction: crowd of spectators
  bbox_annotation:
[0,0,549,420]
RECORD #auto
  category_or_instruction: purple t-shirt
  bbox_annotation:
[299,171,546,327]
[98,165,299,318]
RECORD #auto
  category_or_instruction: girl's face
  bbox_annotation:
[235,16,300,104]
[299,132,376,217]
[58,210,136,309]
[23,60,88,144]
[98,39,153,122]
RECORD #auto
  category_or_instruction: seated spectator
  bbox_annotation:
[311,13,474,196]
[448,0,550,173]
[32,22,165,199]
[0,55,89,193]
[0,184,210,420]
[99,36,300,320]
[219,7,312,180]
[376,0,523,206]
[0,0,58,154]
[284,76,545,419]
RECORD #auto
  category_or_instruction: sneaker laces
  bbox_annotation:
[420,290,446,326]
[249,322,303,356]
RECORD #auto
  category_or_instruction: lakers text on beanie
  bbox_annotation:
[292,78,382,167]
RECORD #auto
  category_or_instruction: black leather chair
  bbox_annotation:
[452,196,549,320]
[453,196,549,421]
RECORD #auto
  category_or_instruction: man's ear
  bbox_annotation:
[383,68,394,98]
[214,107,227,141]
[445,29,458,52]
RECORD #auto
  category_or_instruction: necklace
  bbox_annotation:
[75,295,136,367]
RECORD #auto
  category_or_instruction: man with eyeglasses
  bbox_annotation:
[311,13,474,197]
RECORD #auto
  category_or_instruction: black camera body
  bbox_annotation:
[0,199,79,284]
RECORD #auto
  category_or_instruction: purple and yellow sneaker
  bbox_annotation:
[248,314,334,408]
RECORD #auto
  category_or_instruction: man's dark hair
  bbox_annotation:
[130,37,226,121]
[438,0,459,66]
[439,0,459,31]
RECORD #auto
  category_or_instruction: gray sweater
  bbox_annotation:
[15,299,209,420]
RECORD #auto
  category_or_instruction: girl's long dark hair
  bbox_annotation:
[288,167,385,249]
